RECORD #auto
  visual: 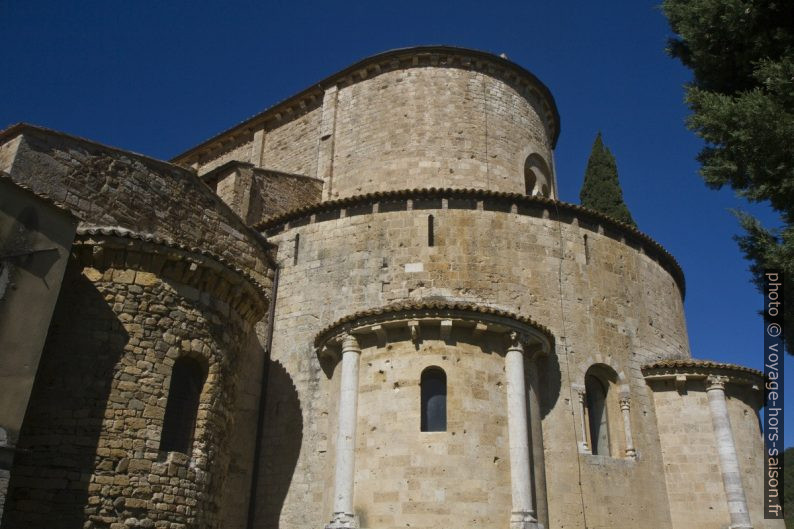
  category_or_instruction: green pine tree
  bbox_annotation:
[663,0,794,354]
[579,133,636,227]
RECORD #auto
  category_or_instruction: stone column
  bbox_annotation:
[619,394,636,459]
[706,375,752,529]
[505,333,542,529]
[572,384,589,453]
[326,334,361,529]
[526,350,548,528]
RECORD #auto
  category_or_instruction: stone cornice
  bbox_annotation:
[256,187,686,298]
[73,227,270,322]
[171,45,560,165]
[642,359,763,389]
[313,300,554,359]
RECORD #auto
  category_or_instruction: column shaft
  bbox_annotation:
[505,338,541,529]
[706,376,752,529]
[326,335,361,529]
[527,355,548,528]
[619,396,636,459]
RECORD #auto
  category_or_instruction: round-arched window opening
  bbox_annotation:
[420,366,447,432]
[524,154,552,198]
[160,356,207,454]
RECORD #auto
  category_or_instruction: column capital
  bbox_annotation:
[341,334,361,354]
[619,395,631,411]
[507,331,525,353]
[706,374,728,391]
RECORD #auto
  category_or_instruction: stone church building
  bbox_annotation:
[0,46,779,529]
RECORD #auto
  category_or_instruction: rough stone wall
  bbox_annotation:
[1,256,258,529]
[2,127,271,285]
[328,67,554,199]
[257,205,687,528]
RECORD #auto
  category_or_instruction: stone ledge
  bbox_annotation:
[313,300,554,360]
[642,359,763,388]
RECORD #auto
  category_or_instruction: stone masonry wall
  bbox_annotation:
[328,66,554,199]
[648,379,779,529]
[256,205,687,529]
[2,127,272,286]
[1,254,258,529]
[349,333,513,529]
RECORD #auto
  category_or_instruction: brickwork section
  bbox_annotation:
[1,260,259,529]
[258,206,688,529]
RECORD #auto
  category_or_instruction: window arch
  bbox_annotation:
[420,367,446,432]
[524,153,552,198]
[160,356,207,454]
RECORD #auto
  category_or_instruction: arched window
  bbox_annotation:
[420,367,446,432]
[160,357,207,454]
[585,374,610,455]
[524,154,552,198]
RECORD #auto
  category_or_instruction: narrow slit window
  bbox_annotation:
[160,357,206,454]
[420,367,446,431]
[427,215,435,247]
[583,234,590,264]
[293,234,300,265]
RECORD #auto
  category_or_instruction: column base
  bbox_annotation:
[510,511,543,529]
[325,512,358,529]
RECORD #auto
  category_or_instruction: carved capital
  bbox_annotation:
[619,395,631,412]
[341,334,361,354]
[706,374,728,391]
[507,331,526,353]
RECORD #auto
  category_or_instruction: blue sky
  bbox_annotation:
[2,1,789,445]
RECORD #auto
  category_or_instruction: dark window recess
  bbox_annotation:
[421,367,447,432]
[160,357,206,454]
[413,197,443,210]
[583,234,590,264]
[585,374,609,455]
[293,234,300,265]
[428,215,435,247]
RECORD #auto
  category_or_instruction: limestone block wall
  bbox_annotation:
[647,375,779,529]
[173,48,560,203]
[349,333,512,529]
[192,104,323,179]
[255,195,688,529]
[327,65,554,199]
[203,162,323,226]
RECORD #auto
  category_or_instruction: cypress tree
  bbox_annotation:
[579,133,636,227]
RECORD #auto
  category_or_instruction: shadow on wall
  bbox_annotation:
[1,267,129,529]
[255,359,303,529]
[537,348,562,420]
